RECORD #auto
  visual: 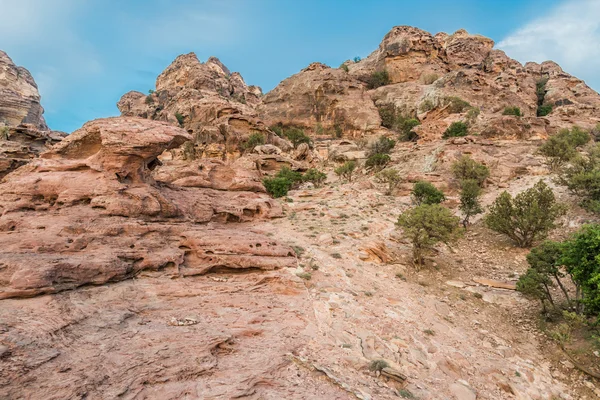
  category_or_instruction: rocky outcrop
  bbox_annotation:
[0,117,294,299]
[261,26,600,142]
[0,124,66,179]
[0,51,48,130]
[259,62,381,136]
[117,53,275,159]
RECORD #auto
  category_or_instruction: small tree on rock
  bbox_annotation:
[459,179,483,227]
[335,161,357,182]
[411,181,445,205]
[396,204,461,267]
[451,155,490,187]
[485,180,566,247]
[375,169,402,195]
[302,168,327,187]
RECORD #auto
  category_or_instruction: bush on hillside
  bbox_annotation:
[502,106,522,117]
[366,70,391,89]
[396,204,461,267]
[283,127,312,148]
[442,122,469,138]
[459,179,483,227]
[335,161,357,182]
[242,133,265,152]
[365,153,391,171]
[375,168,402,195]
[411,181,445,205]
[302,168,327,187]
[263,177,292,198]
[557,144,600,212]
[451,155,490,187]
[485,180,566,247]
[537,104,553,117]
[368,136,396,156]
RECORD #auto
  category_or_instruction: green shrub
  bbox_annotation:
[366,70,391,89]
[485,180,566,247]
[263,177,292,198]
[411,181,445,205]
[557,144,600,212]
[302,168,327,187]
[451,155,490,186]
[444,97,471,114]
[538,136,577,171]
[365,153,391,171]
[443,122,469,138]
[335,161,357,182]
[340,63,349,73]
[270,125,284,137]
[502,106,522,117]
[459,179,483,227]
[145,95,154,105]
[376,103,420,141]
[539,127,590,170]
[375,168,402,195]
[369,359,389,371]
[557,126,590,147]
[561,225,600,316]
[369,136,396,155]
[537,104,553,117]
[175,112,185,127]
[353,56,361,63]
[283,127,312,148]
[243,133,265,151]
[276,166,303,185]
[396,204,461,266]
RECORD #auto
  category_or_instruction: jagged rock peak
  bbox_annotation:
[0,50,48,130]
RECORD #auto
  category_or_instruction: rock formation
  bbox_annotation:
[0,117,294,299]
[0,51,48,130]
[0,51,65,178]
[260,26,600,141]
[3,25,600,399]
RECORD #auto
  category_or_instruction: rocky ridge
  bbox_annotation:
[1,25,600,399]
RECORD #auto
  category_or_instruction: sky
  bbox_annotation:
[1,0,598,133]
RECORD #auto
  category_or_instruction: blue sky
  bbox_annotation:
[1,0,598,133]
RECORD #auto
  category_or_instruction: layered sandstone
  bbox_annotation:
[0,117,294,299]
[0,51,48,130]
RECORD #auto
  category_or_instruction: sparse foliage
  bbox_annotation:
[442,122,469,138]
[502,106,522,117]
[377,103,420,141]
[537,104,553,117]
[365,153,391,171]
[368,136,396,156]
[459,179,483,227]
[365,70,391,89]
[451,155,490,187]
[340,63,349,73]
[396,204,461,266]
[175,112,185,127]
[283,127,312,148]
[243,133,265,152]
[335,161,357,182]
[302,168,327,187]
[411,181,445,205]
[375,168,402,195]
[443,96,471,114]
[557,143,600,212]
[485,180,566,247]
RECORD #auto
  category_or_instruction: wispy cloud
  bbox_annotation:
[497,0,600,89]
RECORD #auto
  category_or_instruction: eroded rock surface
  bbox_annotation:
[0,117,293,300]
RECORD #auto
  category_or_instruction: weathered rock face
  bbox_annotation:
[0,124,66,179]
[262,26,600,142]
[117,53,275,160]
[0,51,48,130]
[259,62,381,136]
[0,117,294,299]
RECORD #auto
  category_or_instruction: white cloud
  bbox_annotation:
[497,0,600,89]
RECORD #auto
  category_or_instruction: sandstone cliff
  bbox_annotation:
[0,51,65,178]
